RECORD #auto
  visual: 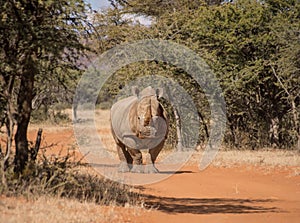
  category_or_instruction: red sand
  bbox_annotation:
[26,127,300,223]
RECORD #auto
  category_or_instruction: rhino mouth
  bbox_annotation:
[138,126,157,139]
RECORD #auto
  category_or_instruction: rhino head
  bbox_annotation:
[129,86,166,139]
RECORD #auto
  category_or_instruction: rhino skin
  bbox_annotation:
[110,86,168,173]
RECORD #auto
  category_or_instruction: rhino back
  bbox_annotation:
[110,96,137,142]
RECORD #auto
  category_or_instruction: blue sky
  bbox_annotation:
[86,0,152,26]
[86,0,111,9]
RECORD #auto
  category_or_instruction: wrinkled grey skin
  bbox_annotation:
[110,86,168,173]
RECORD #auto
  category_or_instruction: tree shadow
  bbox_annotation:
[158,170,194,175]
[142,195,280,215]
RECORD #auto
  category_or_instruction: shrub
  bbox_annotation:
[0,151,141,206]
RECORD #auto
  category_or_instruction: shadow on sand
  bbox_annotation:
[89,163,194,175]
[142,195,279,215]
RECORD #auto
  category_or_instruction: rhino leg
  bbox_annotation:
[127,149,143,173]
[144,141,164,174]
[144,151,158,173]
[144,160,159,174]
[118,161,130,173]
[130,164,144,173]
[116,143,132,172]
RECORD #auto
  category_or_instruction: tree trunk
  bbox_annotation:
[14,72,34,173]
[271,65,299,150]
[173,106,183,151]
[198,111,209,139]
[1,83,15,187]
[165,86,184,151]
[269,116,280,148]
[31,128,43,161]
[291,100,300,150]
[73,103,78,122]
[1,75,16,170]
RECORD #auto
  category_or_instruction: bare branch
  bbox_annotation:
[270,65,290,97]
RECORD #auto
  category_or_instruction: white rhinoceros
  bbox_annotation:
[110,86,168,173]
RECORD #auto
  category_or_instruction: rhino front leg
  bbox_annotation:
[128,148,143,173]
[144,142,164,174]
[117,143,132,172]
[144,152,159,174]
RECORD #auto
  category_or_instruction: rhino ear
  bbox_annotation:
[132,86,139,97]
[156,88,163,98]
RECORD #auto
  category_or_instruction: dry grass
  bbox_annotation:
[1,153,142,205]
[212,149,300,168]
[183,148,300,177]
[0,145,144,223]
[0,195,143,223]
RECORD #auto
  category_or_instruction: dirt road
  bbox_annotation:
[23,121,300,223]
[134,164,300,223]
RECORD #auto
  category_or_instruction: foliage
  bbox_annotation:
[30,104,71,124]
[112,0,207,17]
[0,0,90,173]
[184,0,300,148]
[92,0,300,149]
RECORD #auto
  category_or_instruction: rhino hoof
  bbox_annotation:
[118,162,130,173]
[130,165,144,173]
[144,165,159,174]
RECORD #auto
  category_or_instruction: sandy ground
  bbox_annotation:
[136,165,300,223]
[1,110,300,223]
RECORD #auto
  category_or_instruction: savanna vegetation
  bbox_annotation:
[0,0,139,207]
[0,0,299,207]
[94,0,299,150]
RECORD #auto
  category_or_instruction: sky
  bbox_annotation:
[86,0,111,9]
[86,0,152,26]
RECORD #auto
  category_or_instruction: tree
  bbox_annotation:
[183,0,300,148]
[92,0,300,149]
[0,0,89,173]
[111,0,207,17]
[268,0,300,149]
